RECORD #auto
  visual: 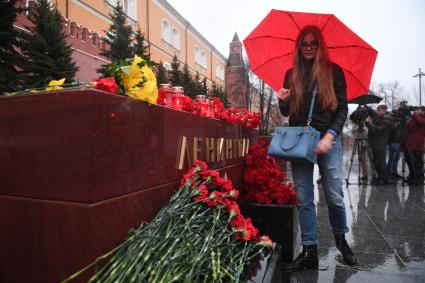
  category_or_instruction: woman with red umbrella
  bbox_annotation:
[278,25,357,270]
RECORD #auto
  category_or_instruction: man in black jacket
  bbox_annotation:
[365,105,392,184]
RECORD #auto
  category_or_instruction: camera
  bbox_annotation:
[350,105,371,125]
[391,102,418,123]
[397,105,414,117]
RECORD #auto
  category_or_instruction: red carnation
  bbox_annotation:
[93,77,119,94]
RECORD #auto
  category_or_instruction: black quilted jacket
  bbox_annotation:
[278,63,348,136]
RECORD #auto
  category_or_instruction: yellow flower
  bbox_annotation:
[120,56,143,91]
[45,78,66,91]
[120,55,158,104]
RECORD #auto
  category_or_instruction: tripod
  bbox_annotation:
[346,125,376,185]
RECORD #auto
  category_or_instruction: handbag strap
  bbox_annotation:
[307,84,318,126]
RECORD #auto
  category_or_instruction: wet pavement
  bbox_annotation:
[281,147,425,283]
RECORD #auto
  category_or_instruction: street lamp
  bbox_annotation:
[413,67,425,106]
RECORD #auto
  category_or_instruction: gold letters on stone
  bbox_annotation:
[177,136,251,170]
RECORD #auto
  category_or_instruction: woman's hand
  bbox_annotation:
[277,88,290,101]
[315,132,334,155]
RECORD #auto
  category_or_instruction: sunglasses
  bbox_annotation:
[301,40,319,49]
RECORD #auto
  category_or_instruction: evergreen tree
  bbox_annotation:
[0,0,24,93]
[132,28,150,60]
[209,83,229,107]
[98,3,133,74]
[155,61,168,87]
[182,64,196,98]
[19,0,78,88]
[201,77,208,96]
[191,71,204,98]
[170,54,182,87]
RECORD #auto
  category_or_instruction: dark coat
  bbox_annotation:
[278,63,348,135]
[387,117,400,144]
[406,114,425,151]
[365,114,392,149]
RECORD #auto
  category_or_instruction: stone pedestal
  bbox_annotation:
[244,244,282,283]
[240,202,300,263]
[0,89,258,283]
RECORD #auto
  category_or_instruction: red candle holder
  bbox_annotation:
[158,84,173,106]
[208,100,215,118]
[195,95,207,116]
[172,87,184,110]
[200,101,209,116]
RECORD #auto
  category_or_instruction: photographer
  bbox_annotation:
[364,105,392,184]
[402,106,425,185]
[349,104,373,181]
[349,104,370,125]
[386,117,402,178]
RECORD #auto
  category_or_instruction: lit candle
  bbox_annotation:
[172,86,184,110]
[200,104,207,116]
[172,96,183,110]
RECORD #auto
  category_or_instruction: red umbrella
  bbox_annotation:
[243,9,378,100]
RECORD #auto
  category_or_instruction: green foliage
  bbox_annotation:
[201,77,208,96]
[133,28,150,60]
[101,57,155,95]
[181,64,196,98]
[155,61,169,87]
[0,0,24,93]
[192,71,205,98]
[98,3,133,74]
[169,54,182,87]
[209,83,229,107]
[73,166,268,283]
[19,0,78,88]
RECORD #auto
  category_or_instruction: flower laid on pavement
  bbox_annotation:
[75,160,271,283]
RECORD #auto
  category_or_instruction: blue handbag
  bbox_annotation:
[267,86,320,164]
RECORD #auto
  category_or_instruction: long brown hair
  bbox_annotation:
[289,25,337,116]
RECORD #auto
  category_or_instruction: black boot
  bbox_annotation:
[282,245,318,271]
[335,234,358,265]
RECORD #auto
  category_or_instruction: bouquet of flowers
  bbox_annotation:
[98,54,158,104]
[221,108,261,129]
[2,55,158,106]
[69,161,271,283]
[243,140,297,205]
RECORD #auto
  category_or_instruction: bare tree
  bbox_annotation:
[244,56,281,135]
[386,81,404,109]
[372,81,405,110]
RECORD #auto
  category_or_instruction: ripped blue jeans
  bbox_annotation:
[290,136,348,245]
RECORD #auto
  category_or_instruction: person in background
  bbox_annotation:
[403,106,425,185]
[387,117,402,179]
[364,104,392,184]
[278,25,357,271]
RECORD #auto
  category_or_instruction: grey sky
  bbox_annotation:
[167,0,425,104]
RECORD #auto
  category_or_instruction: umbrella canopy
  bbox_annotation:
[244,9,378,100]
[348,90,382,105]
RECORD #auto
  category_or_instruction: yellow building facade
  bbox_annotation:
[43,0,226,88]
